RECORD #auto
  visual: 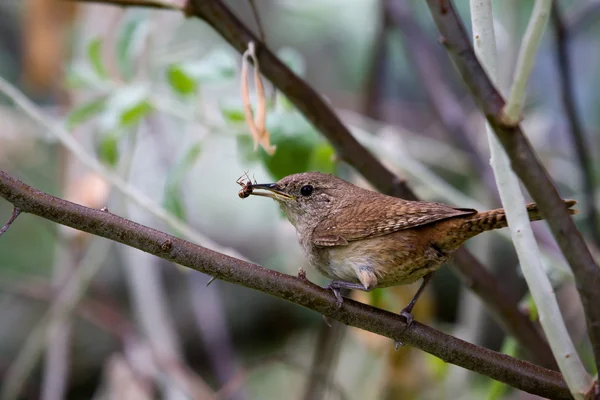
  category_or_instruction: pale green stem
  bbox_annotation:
[503,0,553,123]
[469,1,593,397]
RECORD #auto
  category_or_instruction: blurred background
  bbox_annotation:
[0,0,598,398]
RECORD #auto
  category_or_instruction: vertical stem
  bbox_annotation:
[504,0,553,122]
[468,1,592,398]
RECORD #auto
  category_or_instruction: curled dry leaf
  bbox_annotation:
[241,42,276,155]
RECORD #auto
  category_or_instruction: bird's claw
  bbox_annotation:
[325,284,344,309]
[400,309,414,327]
[394,340,404,350]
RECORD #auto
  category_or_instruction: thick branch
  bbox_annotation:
[0,171,570,398]
[551,2,600,249]
[61,0,554,369]
[426,0,600,376]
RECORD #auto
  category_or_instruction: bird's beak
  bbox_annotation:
[246,183,294,200]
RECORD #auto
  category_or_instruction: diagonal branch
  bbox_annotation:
[0,170,570,398]
[425,0,600,377]
[551,2,600,250]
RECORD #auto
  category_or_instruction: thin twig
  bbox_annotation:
[247,0,265,43]
[0,171,571,398]
[551,2,600,249]
[426,0,600,383]
[0,207,21,237]
[65,0,182,10]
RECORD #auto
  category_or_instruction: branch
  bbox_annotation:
[0,171,570,399]
[426,0,600,380]
[0,207,21,236]
[66,0,557,369]
[551,2,600,249]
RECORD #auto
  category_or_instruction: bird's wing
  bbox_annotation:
[312,196,477,247]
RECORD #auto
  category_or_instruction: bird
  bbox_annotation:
[239,171,577,324]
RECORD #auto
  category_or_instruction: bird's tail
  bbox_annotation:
[462,200,578,234]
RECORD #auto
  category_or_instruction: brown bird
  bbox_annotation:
[240,172,577,324]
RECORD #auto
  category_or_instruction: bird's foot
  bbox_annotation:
[325,283,344,309]
[400,308,414,328]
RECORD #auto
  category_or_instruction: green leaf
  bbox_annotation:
[221,107,246,123]
[116,11,151,80]
[260,127,319,180]
[97,134,119,167]
[166,65,197,95]
[66,97,106,130]
[87,38,108,79]
[166,49,237,96]
[163,144,203,221]
[98,85,152,132]
[120,100,152,127]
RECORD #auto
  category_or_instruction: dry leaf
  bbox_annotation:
[240,42,276,155]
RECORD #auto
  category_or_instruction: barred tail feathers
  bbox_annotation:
[463,199,577,234]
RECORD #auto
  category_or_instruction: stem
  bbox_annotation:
[0,171,571,399]
[503,0,553,123]
[468,1,592,397]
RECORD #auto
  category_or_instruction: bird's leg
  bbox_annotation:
[325,280,375,308]
[400,272,434,326]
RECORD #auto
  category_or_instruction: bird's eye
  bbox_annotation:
[300,185,313,197]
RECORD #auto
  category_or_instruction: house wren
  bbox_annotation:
[239,172,577,324]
